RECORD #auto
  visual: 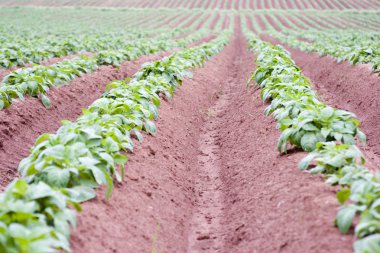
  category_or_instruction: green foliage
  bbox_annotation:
[270,30,380,77]
[0,29,211,110]
[0,32,230,252]
[246,32,380,253]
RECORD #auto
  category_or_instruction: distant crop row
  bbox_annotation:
[0,28,211,110]
[245,31,380,252]
[270,30,380,76]
[2,0,379,10]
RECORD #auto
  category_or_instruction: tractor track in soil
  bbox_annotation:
[70,23,354,253]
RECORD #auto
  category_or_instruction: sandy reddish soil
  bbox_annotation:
[286,16,308,30]
[204,0,212,9]
[245,15,256,33]
[278,0,287,9]
[254,14,266,31]
[296,15,320,29]
[265,14,281,31]
[209,13,220,30]
[222,13,230,29]
[275,14,293,29]
[66,21,356,253]
[183,13,203,28]
[196,13,211,30]
[307,15,332,29]
[293,0,303,10]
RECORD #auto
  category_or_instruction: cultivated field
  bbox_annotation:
[0,0,379,252]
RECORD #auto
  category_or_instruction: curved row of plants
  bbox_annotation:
[245,32,380,253]
[0,29,211,110]
[0,31,230,253]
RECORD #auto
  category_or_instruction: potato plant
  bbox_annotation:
[246,32,380,253]
[0,31,231,252]
[0,29,211,110]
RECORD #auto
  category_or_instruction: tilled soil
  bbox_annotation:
[70,25,354,252]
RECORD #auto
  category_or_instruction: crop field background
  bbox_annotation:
[0,0,380,253]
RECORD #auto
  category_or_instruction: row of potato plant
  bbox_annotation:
[0,29,210,110]
[0,26,192,69]
[246,32,380,253]
[0,31,230,253]
[269,30,380,77]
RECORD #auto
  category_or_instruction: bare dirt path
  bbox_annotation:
[69,20,354,253]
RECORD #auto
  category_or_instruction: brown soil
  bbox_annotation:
[245,14,256,33]
[183,13,203,28]
[204,0,212,9]
[209,13,220,30]
[307,0,320,9]
[262,34,380,170]
[336,0,350,9]
[263,0,270,9]
[254,14,266,31]
[296,15,320,29]
[196,13,211,30]
[292,0,302,10]
[278,0,288,9]
[222,13,230,29]
[69,20,354,253]
[286,16,308,30]
[265,14,281,31]
[275,14,293,29]
[233,0,239,10]
[257,0,263,9]
[308,15,332,29]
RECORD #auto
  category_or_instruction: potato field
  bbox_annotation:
[0,0,379,252]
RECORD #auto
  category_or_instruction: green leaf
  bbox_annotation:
[336,205,356,234]
[354,235,380,253]
[144,120,157,135]
[66,186,96,203]
[40,93,51,108]
[321,107,334,119]
[134,130,143,142]
[47,168,70,187]
[9,224,29,239]
[357,129,366,144]
[300,132,319,152]
[299,153,316,171]
[337,188,351,205]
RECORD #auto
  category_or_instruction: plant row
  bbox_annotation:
[0,31,230,253]
[269,30,380,76]
[0,27,189,69]
[246,33,380,253]
[0,29,210,110]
